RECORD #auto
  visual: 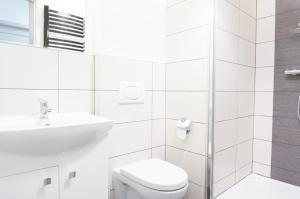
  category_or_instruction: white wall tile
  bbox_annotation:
[215,120,237,152]
[95,91,152,123]
[166,146,206,186]
[216,29,238,63]
[236,140,253,169]
[153,63,166,91]
[255,67,274,92]
[255,92,274,116]
[166,0,184,7]
[214,147,236,182]
[238,39,255,67]
[257,0,276,19]
[59,90,94,113]
[166,92,208,123]
[239,0,256,18]
[252,162,271,177]
[0,44,58,89]
[151,146,166,160]
[257,16,275,43]
[104,121,151,157]
[166,26,209,62]
[237,66,255,91]
[166,119,207,155]
[216,0,239,34]
[215,61,238,91]
[59,52,94,90]
[215,92,238,121]
[226,0,239,7]
[167,0,209,34]
[0,89,58,116]
[237,116,254,143]
[256,42,275,67]
[235,163,251,182]
[153,91,165,119]
[239,11,256,42]
[184,182,205,199]
[238,92,254,117]
[166,59,209,91]
[95,55,152,90]
[253,139,272,165]
[254,116,273,141]
[214,173,235,197]
[152,119,166,147]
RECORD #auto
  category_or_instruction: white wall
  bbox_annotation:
[97,0,165,62]
[213,0,256,197]
[253,0,276,178]
[165,0,211,198]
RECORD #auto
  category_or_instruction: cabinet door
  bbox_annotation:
[0,167,59,199]
[60,144,108,199]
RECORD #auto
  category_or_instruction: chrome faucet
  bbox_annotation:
[38,98,52,120]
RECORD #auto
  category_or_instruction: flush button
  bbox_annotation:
[119,82,144,104]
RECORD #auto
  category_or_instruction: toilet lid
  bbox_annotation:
[119,159,188,191]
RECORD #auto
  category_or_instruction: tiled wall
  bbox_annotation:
[271,0,300,186]
[213,0,256,197]
[166,0,210,198]
[0,43,95,116]
[252,0,276,178]
[95,55,167,198]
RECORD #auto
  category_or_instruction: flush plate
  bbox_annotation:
[119,82,144,104]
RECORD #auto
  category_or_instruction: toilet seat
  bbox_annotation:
[118,159,188,191]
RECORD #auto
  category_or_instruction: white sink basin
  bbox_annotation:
[0,113,113,155]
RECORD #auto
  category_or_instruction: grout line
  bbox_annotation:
[214,138,253,154]
[109,148,152,159]
[215,90,256,93]
[166,58,209,65]
[257,14,276,20]
[216,58,256,69]
[166,24,210,37]
[224,0,256,20]
[216,27,256,44]
[253,161,271,167]
[166,145,208,157]
[215,115,255,123]
[252,0,258,174]
[166,118,208,125]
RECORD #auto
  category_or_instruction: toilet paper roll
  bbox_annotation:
[177,128,188,140]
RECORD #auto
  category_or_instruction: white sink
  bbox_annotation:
[0,113,113,155]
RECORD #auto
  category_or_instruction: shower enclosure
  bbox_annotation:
[201,0,300,198]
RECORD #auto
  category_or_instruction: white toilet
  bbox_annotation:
[112,159,188,199]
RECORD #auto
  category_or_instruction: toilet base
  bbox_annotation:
[112,177,188,199]
[112,178,142,199]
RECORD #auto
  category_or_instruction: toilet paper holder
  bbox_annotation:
[176,118,192,139]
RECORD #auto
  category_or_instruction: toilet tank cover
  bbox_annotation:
[119,159,188,191]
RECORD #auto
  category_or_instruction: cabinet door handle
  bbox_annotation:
[69,171,77,179]
[44,177,52,186]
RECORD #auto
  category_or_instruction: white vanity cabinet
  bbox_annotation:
[59,144,109,199]
[0,167,59,199]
